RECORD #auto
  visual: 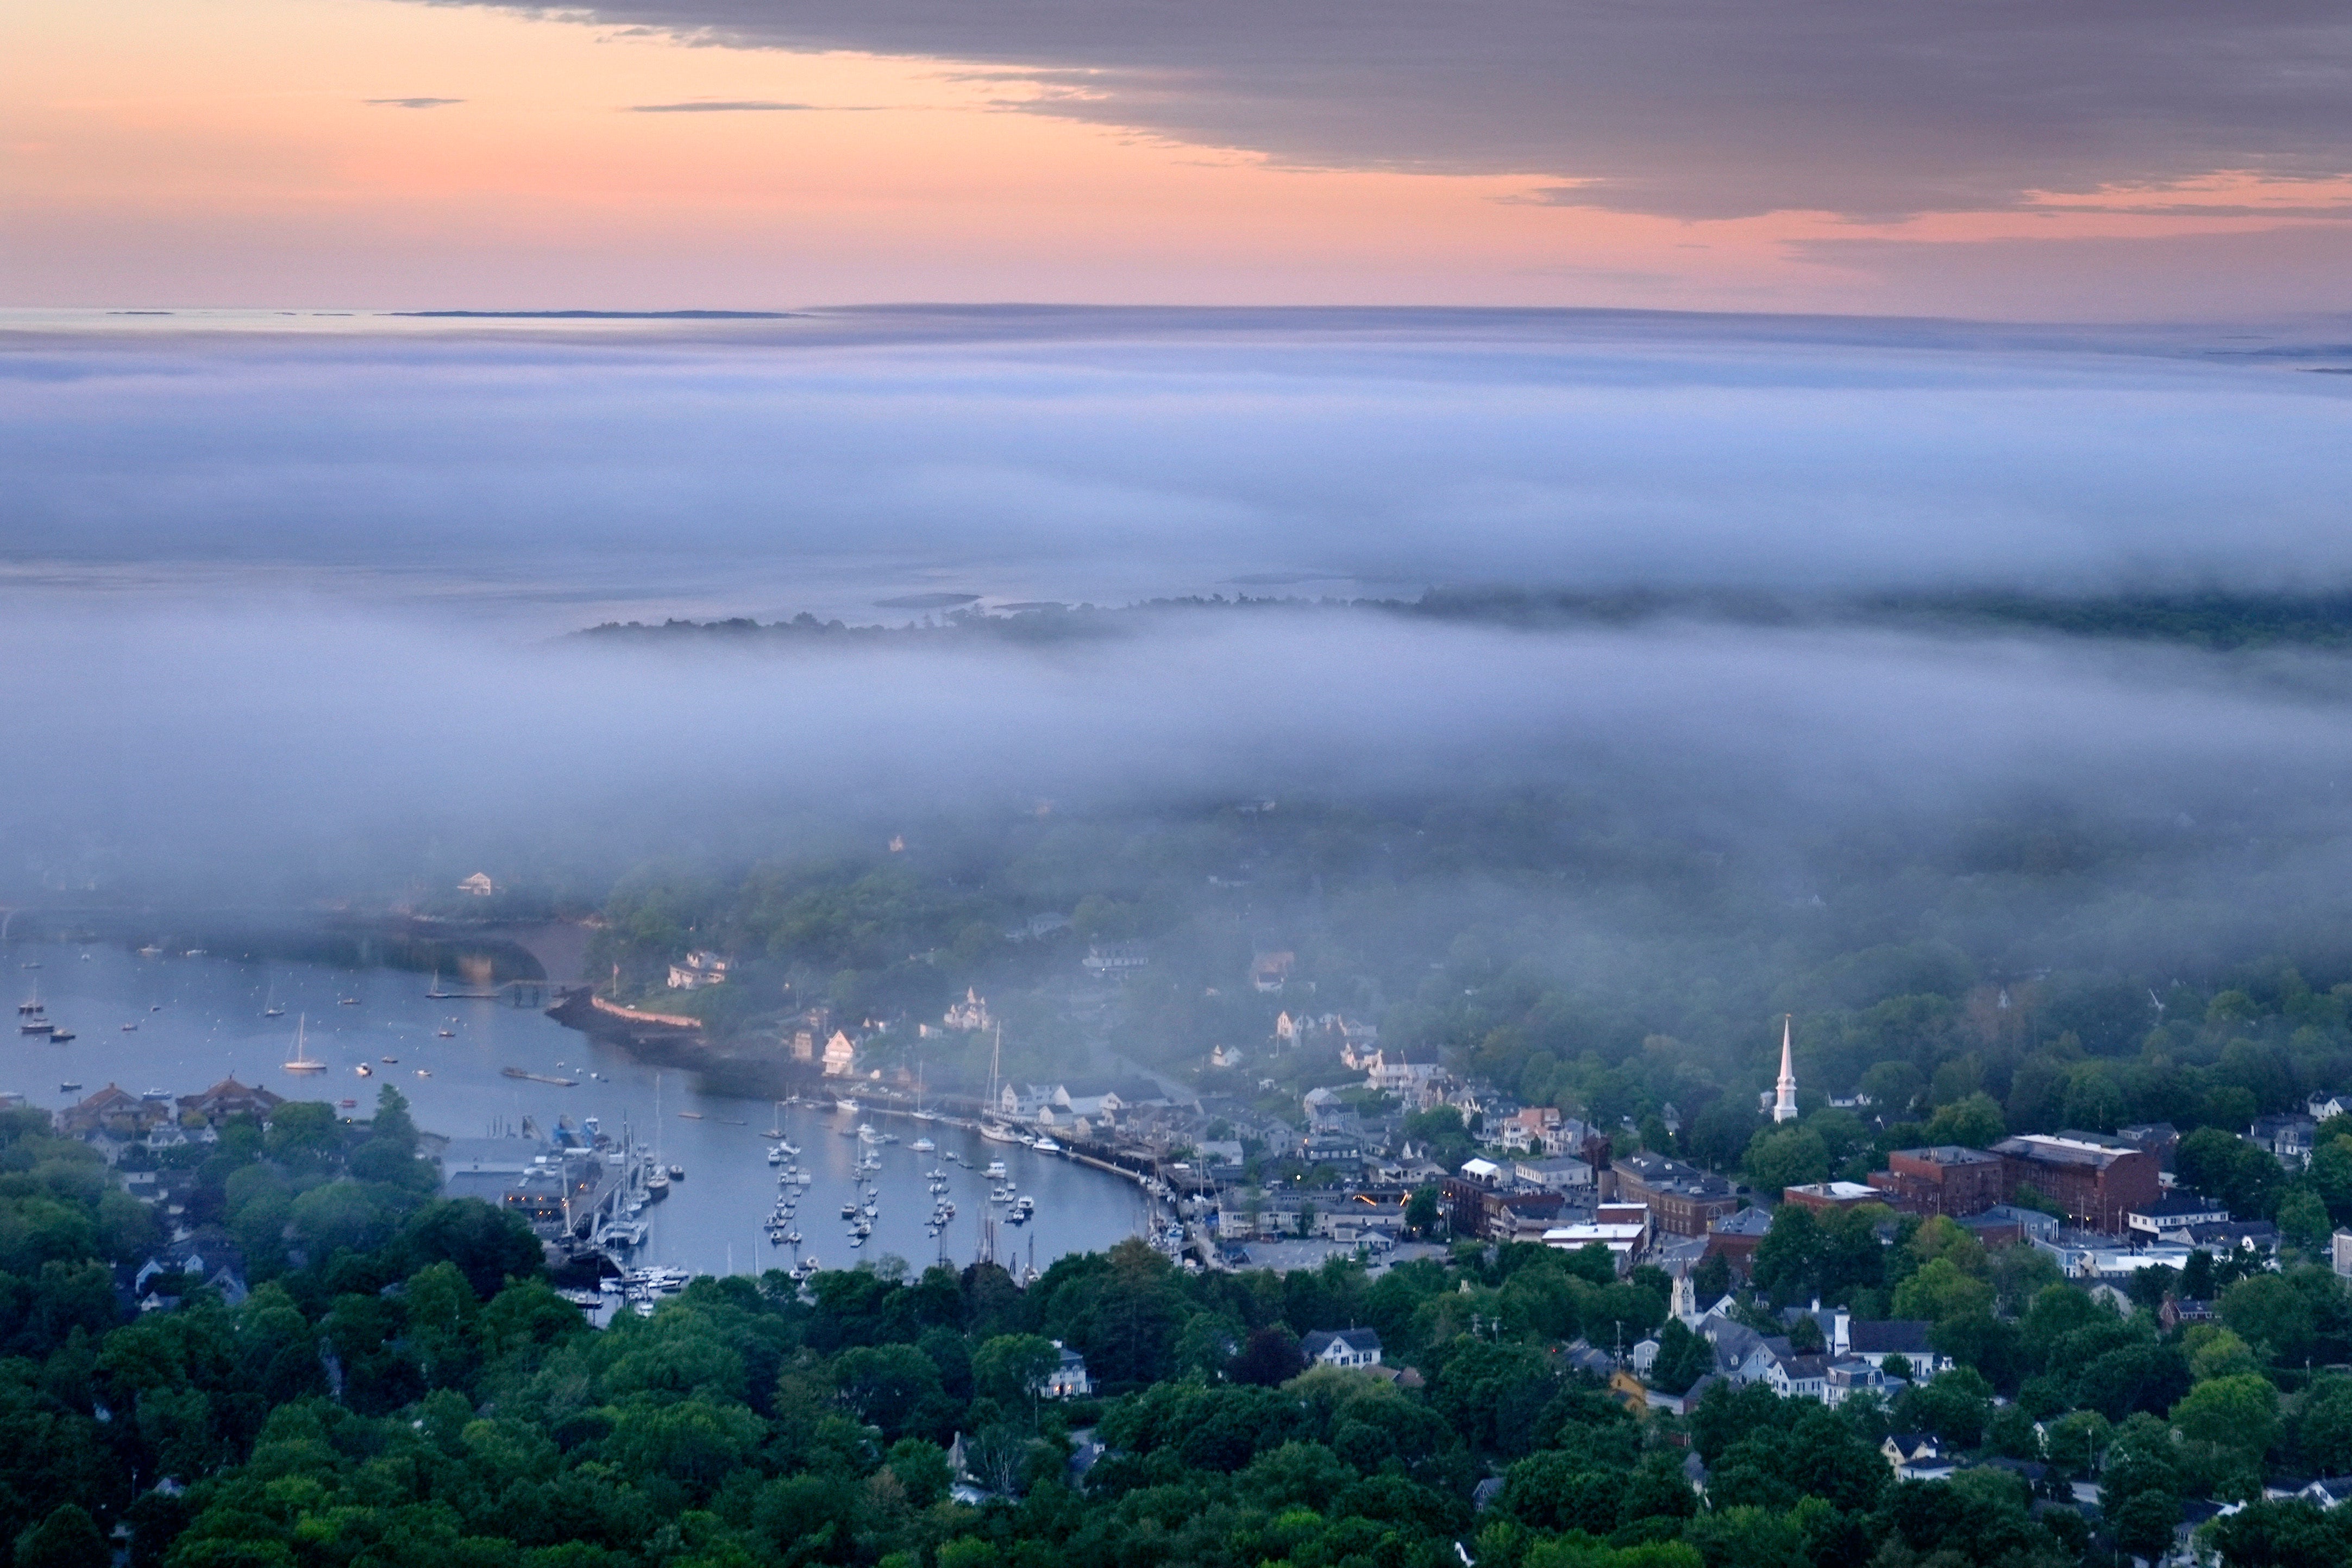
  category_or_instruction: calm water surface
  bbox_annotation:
[10,942,1151,1278]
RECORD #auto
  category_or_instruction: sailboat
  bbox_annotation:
[284,1014,324,1072]
[644,1075,670,1200]
[978,1023,1019,1140]
[262,976,284,1018]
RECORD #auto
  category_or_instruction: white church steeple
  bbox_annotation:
[1771,1013,1800,1124]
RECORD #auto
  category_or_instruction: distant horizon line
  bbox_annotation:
[5,302,2349,338]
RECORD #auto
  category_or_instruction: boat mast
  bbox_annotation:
[988,1024,1001,1118]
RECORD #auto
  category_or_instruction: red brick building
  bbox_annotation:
[1612,1152,1740,1236]
[1991,1133,2161,1232]
[1781,1181,1885,1214]
[1868,1145,2006,1216]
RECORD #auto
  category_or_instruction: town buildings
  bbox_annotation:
[1782,1181,1881,1214]
[1867,1146,2006,1216]
[1990,1132,2161,1232]
[1611,1151,1741,1236]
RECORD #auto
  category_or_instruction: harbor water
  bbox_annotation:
[8,941,1153,1279]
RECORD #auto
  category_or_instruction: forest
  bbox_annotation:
[4,1072,2352,1568]
[0,1076,2343,1568]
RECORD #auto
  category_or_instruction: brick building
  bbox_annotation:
[1991,1133,2161,1232]
[1867,1146,2006,1217]
[1782,1181,1884,1214]
[1612,1151,1740,1236]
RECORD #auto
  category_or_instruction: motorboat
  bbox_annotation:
[58,1082,81,1093]
[912,1137,936,1153]
[841,1203,858,1219]
[1033,1138,1062,1155]
[121,1023,137,1032]
[668,1164,685,1180]
[437,1027,454,1038]
[381,1055,397,1064]
[984,1159,1008,1180]
[835,1097,860,1114]
[48,1028,74,1043]
[768,1145,785,1165]
[338,997,359,1006]
[779,1140,799,1157]
[355,1064,372,1077]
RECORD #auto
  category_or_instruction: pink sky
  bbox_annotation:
[8,0,2351,317]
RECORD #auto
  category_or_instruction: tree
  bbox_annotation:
[2109,1489,2182,1565]
[1406,1186,1441,1236]
[2173,1373,2281,1464]
[831,1343,944,1437]
[1897,1366,1991,1446]
[2278,1188,2331,1254]
[1648,1318,1714,1395]
[1890,1257,1993,1324]
[2222,1274,2317,1365]
[1693,1252,1732,1304]
[1232,1326,1303,1387]
[1922,1093,2005,1149]
[1860,1062,1926,1119]
[1744,1128,1829,1193]
[264,1102,342,1169]
[970,1334,1059,1413]
[14,1507,105,1568]
[1752,1204,1821,1301]
[1402,1106,1475,1171]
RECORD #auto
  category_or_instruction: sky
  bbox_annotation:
[7,0,2352,315]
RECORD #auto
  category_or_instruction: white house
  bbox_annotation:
[821,1031,858,1077]
[1083,942,1150,974]
[667,951,732,990]
[1514,1155,1596,1193]
[1043,1342,1092,1398]
[944,989,992,1031]
[456,873,495,897]
[1301,1328,1382,1369]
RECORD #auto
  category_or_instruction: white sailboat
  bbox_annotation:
[283,1014,324,1073]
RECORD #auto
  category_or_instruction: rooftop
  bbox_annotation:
[1992,1134,2142,1169]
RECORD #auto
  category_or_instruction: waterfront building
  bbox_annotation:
[666,951,732,990]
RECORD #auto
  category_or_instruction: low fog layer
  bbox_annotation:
[5,308,2352,946]
[7,309,2352,618]
[4,596,2352,919]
